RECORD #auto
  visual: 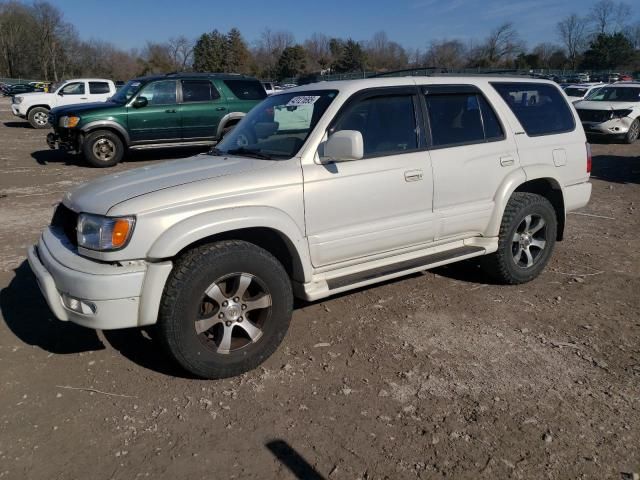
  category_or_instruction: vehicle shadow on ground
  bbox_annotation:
[31,147,210,167]
[265,439,325,480]
[31,150,84,166]
[591,154,640,184]
[3,121,31,129]
[0,261,104,354]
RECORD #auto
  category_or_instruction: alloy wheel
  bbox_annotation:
[511,214,547,268]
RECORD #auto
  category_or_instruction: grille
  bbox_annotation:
[577,109,611,123]
[51,203,78,246]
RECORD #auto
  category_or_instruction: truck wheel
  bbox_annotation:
[157,240,293,379]
[481,192,557,284]
[83,130,124,167]
[625,119,639,144]
[28,107,50,129]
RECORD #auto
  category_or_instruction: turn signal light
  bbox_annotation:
[112,219,132,248]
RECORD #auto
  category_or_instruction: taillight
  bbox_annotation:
[586,142,592,173]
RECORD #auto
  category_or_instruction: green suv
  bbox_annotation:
[46,73,266,167]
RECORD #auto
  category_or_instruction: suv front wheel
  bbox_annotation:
[157,240,293,379]
[481,192,557,284]
[83,130,124,167]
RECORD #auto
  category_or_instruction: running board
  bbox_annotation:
[129,141,215,150]
[326,245,484,290]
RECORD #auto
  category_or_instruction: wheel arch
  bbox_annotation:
[215,112,245,139]
[514,177,565,241]
[26,104,51,116]
[81,121,130,145]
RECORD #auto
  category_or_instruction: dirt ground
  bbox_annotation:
[0,96,638,480]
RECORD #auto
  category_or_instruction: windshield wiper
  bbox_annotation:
[226,147,272,160]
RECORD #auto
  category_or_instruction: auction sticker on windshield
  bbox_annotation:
[286,96,320,106]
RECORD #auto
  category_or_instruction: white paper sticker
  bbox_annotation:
[286,95,320,107]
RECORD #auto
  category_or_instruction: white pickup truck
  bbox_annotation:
[11,78,116,128]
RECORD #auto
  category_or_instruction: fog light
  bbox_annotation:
[62,294,96,314]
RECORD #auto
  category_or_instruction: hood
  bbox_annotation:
[64,154,276,215]
[51,101,120,116]
[574,100,637,110]
[17,92,54,100]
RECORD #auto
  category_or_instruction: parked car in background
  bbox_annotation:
[11,78,116,128]
[46,73,267,167]
[3,83,36,97]
[563,83,605,103]
[575,82,640,143]
[28,76,592,378]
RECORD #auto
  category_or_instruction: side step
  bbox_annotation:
[326,246,484,290]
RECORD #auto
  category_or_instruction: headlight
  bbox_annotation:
[77,213,135,251]
[14,96,23,104]
[60,115,80,128]
[610,109,632,119]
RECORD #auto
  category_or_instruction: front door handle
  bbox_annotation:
[500,156,515,167]
[215,107,227,111]
[165,109,177,113]
[404,169,423,182]
[80,97,88,100]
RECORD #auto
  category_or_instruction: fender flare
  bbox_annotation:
[216,112,245,139]
[485,165,564,237]
[26,104,51,116]
[147,206,312,282]
[81,120,131,144]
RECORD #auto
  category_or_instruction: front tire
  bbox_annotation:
[82,130,124,167]
[481,192,557,284]
[625,119,639,144]
[28,107,50,129]
[157,240,293,379]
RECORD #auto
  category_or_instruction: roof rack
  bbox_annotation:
[367,67,539,80]
[164,71,247,78]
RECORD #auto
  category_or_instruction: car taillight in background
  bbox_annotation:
[586,142,592,173]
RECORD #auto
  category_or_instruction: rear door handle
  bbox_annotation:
[165,109,177,113]
[215,107,227,111]
[500,156,515,167]
[80,97,88,100]
[404,169,423,182]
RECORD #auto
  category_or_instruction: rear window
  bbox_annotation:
[564,87,588,97]
[89,82,111,94]
[492,82,575,136]
[181,80,220,102]
[224,80,267,100]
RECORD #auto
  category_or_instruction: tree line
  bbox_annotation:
[1,0,639,82]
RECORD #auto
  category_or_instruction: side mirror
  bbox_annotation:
[57,90,64,96]
[132,96,148,108]
[322,130,363,162]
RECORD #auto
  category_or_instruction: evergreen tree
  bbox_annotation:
[581,32,635,70]
[193,30,227,72]
[334,39,366,73]
[226,27,250,73]
[276,45,307,80]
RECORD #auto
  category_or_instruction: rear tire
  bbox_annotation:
[28,107,49,129]
[625,119,639,144]
[157,240,293,379]
[82,130,124,167]
[481,192,557,284]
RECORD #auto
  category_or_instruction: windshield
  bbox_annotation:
[213,90,338,159]
[110,80,144,103]
[586,86,640,102]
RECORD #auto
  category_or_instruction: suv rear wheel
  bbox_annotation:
[83,130,124,167]
[157,240,293,379]
[625,119,639,144]
[481,192,557,284]
[28,107,49,129]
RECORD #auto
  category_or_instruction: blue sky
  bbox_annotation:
[48,0,640,51]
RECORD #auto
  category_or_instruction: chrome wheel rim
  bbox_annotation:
[512,214,547,268]
[195,272,272,354]
[92,138,116,161]
[629,121,639,141]
[33,111,48,126]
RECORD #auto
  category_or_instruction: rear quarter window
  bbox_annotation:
[89,82,111,94]
[224,80,267,100]
[492,82,575,136]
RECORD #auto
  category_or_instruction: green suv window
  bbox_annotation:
[182,80,220,102]
[138,80,177,105]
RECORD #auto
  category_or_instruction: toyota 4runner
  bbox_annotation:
[28,77,592,379]
[46,73,266,167]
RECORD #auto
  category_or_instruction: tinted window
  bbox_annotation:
[334,94,418,156]
[138,80,177,105]
[585,86,640,102]
[182,80,220,102]
[224,80,267,100]
[478,95,504,140]
[564,87,588,97]
[89,82,110,94]
[492,82,575,136]
[61,82,85,95]
[426,94,485,146]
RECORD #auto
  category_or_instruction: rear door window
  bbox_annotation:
[224,80,267,100]
[492,82,575,136]
[89,82,110,94]
[181,79,220,102]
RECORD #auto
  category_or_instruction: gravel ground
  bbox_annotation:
[0,97,638,480]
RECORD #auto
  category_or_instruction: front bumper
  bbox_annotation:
[582,117,633,136]
[27,227,171,330]
[11,104,25,118]
[46,129,81,153]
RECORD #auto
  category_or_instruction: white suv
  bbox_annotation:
[28,77,592,379]
[574,82,640,143]
[11,78,116,128]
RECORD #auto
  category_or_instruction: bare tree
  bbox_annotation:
[168,36,194,71]
[557,14,588,69]
[625,21,640,49]
[531,42,562,69]
[424,39,467,69]
[0,1,36,77]
[32,1,70,81]
[365,31,407,70]
[480,22,524,67]
[588,0,631,34]
[304,32,331,70]
[253,28,294,78]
